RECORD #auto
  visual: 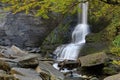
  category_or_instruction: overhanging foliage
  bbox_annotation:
[0,0,120,18]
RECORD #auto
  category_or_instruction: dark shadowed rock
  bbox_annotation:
[36,61,64,80]
[104,73,120,80]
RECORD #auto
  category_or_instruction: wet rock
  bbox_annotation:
[36,61,64,80]
[11,67,42,80]
[104,73,120,80]
[79,52,108,67]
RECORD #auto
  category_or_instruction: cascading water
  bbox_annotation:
[53,2,90,72]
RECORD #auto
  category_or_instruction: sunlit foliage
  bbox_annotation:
[0,0,120,18]
[0,0,82,18]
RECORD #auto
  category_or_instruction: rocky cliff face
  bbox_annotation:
[0,8,60,48]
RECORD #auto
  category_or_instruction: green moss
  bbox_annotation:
[110,47,120,56]
[103,67,117,75]
[113,35,120,47]
[112,60,120,66]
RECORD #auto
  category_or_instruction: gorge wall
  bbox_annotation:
[0,8,61,48]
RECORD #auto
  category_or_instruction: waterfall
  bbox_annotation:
[53,2,90,71]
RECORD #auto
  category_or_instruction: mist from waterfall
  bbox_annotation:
[53,2,90,61]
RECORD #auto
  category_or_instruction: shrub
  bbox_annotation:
[113,35,120,47]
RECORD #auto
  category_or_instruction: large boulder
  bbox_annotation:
[79,52,108,67]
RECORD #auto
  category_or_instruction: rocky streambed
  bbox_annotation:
[0,45,119,80]
[0,45,65,80]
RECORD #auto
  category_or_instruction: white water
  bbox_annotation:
[53,2,90,72]
[54,24,89,61]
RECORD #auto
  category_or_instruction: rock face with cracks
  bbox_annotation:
[0,8,61,48]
